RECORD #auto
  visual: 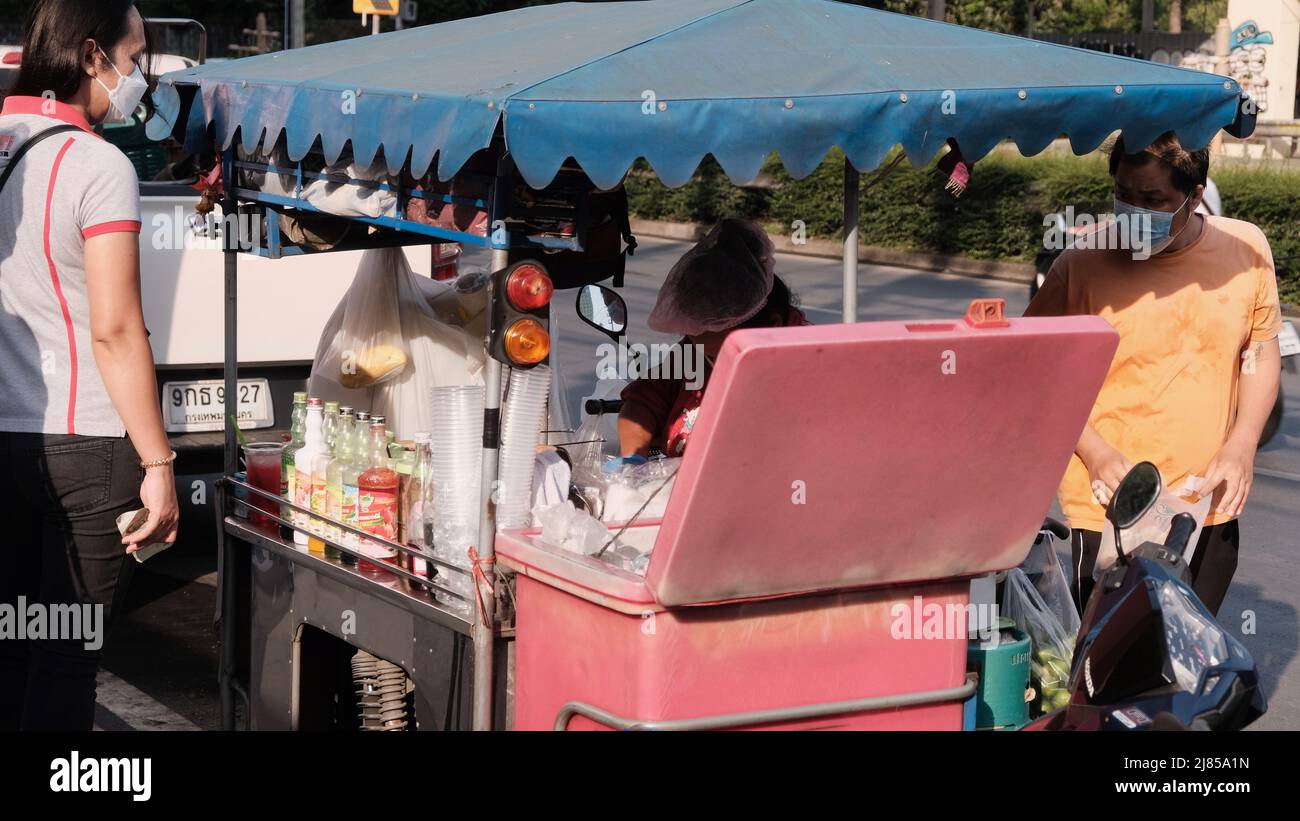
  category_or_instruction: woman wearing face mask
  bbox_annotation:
[0,0,179,730]
[616,219,808,461]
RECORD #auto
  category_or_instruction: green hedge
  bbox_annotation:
[625,150,1300,308]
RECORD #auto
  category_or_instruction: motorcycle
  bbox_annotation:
[1026,461,1267,731]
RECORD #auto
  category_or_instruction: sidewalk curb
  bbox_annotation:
[629,218,1037,284]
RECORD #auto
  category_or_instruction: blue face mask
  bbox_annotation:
[1113,194,1192,258]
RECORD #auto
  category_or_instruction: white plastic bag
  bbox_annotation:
[311,248,486,439]
[1018,533,1081,639]
[311,248,410,391]
[1004,568,1075,715]
[530,450,572,514]
[300,159,398,219]
[1096,474,1211,578]
[370,275,485,441]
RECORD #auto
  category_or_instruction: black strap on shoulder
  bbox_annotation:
[0,124,82,197]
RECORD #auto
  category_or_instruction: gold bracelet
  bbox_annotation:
[140,450,178,470]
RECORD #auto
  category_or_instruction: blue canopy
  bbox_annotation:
[155,0,1254,190]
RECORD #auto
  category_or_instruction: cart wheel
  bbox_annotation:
[351,650,415,731]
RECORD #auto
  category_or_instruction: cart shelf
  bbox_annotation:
[226,153,587,258]
[222,516,475,636]
[222,476,494,637]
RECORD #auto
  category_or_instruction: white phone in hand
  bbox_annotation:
[117,508,172,564]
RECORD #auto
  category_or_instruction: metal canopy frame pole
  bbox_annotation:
[471,152,513,730]
[219,152,239,730]
[222,156,239,476]
[842,160,859,324]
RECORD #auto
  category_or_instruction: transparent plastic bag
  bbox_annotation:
[311,248,411,391]
[310,249,486,439]
[1096,474,1211,578]
[1018,534,1081,639]
[562,379,628,517]
[533,500,651,575]
[535,500,611,557]
[371,272,485,441]
[568,414,615,494]
[307,295,375,411]
[1003,568,1076,715]
[600,457,681,522]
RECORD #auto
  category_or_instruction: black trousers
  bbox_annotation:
[1069,520,1241,618]
[0,433,141,731]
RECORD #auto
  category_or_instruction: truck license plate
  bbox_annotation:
[163,378,273,433]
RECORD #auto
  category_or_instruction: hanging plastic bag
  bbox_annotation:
[568,414,606,480]
[1095,474,1211,578]
[370,267,485,441]
[311,248,411,391]
[1018,533,1081,639]
[1003,568,1075,715]
[311,249,486,437]
[308,294,375,411]
[559,379,630,518]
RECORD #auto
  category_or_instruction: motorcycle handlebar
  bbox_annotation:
[585,399,624,416]
[1163,512,1198,554]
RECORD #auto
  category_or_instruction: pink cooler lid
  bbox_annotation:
[645,307,1117,607]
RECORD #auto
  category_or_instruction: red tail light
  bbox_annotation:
[505,264,553,312]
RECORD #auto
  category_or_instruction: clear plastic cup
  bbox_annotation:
[497,366,551,528]
[242,442,284,531]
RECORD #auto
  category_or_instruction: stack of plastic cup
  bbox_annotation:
[496,365,552,529]
[430,385,484,613]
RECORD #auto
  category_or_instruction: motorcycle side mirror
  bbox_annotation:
[576,284,628,342]
[1106,461,1162,566]
[1107,462,1162,529]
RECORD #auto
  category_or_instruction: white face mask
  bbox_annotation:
[93,45,147,124]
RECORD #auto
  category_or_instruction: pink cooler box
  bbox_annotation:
[498,306,1117,730]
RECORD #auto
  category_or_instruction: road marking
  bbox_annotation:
[1255,467,1300,484]
[93,669,201,731]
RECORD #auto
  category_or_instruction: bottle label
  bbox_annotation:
[327,482,343,520]
[311,474,327,515]
[357,487,398,555]
[283,454,296,499]
[342,483,359,524]
[294,467,312,510]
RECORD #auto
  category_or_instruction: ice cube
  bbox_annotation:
[631,550,651,576]
[574,515,612,556]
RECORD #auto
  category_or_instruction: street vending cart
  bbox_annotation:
[149,0,1257,730]
[499,313,1118,730]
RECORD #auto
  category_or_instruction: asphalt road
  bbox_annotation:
[100,236,1300,731]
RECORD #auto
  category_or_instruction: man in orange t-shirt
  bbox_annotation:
[1026,131,1282,615]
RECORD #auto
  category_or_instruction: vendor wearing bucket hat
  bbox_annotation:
[617,219,808,459]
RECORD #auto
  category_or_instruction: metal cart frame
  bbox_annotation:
[216,145,524,730]
[214,137,876,730]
